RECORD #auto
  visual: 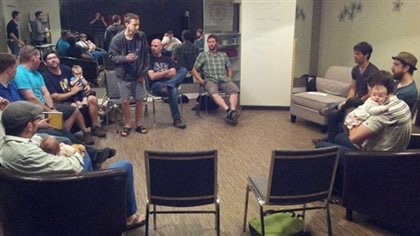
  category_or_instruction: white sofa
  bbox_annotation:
[290,66,352,130]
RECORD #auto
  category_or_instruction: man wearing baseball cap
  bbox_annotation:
[391,51,419,110]
[0,101,146,229]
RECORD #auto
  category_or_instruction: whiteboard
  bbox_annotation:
[240,0,296,106]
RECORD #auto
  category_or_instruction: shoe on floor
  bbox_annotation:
[91,126,107,137]
[173,118,186,129]
[224,110,239,126]
[83,132,95,145]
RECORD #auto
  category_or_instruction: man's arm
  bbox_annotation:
[50,86,80,102]
[147,68,175,81]
[20,88,52,111]
[226,67,233,78]
[348,124,374,145]
[347,80,357,99]
[191,67,205,85]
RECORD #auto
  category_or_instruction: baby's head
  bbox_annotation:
[40,136,60,155]
[72,65,83,79]
[367,71,395,105]
[370,85,389,105]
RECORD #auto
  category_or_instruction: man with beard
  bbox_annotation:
[42,51,106,138]
[191,34,240,126]
[109,13,149,137]
[314,42,379,144]
[391,51,419,110]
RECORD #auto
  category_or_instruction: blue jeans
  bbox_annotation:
[7,41,20,56]
[83,159,137,217]
[151,67,187,119]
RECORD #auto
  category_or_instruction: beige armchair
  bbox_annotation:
[290,66,352,131]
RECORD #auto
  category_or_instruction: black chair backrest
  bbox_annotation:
[104,69,121,100]
[342,151,420,227]
[267,147,339,205]
[145,150,218,207]
[60,56,98,84]
[0,168,127,236]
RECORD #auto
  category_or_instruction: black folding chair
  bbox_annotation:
[144,150,220,236]
[243,147,339,236]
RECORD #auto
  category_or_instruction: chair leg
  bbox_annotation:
[243,184,250,232]
[346,208,353,221]
[152,98,156,127]
[326,202,332,236]
[145,202,150,236]
[153,204,157,230]
[259,205,265,236]
[216,200,220,236]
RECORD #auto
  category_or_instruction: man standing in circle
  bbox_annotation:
[109,13,149,137]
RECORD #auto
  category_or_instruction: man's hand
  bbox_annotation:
[126,53,137,62]
[0,97,10,110]
[83,84,91,96]
[37,118,54,129]
[138,76,145,82]
[70,85,82,95]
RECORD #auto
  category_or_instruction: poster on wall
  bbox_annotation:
[203,0,233,32]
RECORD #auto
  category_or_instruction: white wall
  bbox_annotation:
[318,0,420,89]
[1,0,61,52]
[240,0,296,106]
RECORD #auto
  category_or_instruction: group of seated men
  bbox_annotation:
[107,13,241,137]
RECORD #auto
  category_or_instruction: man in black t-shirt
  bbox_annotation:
[314,41,379,144]
[148,39,187,129]
[6,11,24,56]
[42,51,106,138]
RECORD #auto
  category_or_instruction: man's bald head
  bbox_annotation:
[150,39,163,56]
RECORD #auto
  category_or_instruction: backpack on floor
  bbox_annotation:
[249,211,304,236]
[195,95,219,111]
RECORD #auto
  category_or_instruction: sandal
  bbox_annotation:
[120,127,131,137]
[126,214,146,231]
[135,125,148,134]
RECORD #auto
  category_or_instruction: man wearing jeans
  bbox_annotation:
[0,101,146,230]
[192,34,240,126]
[148,39,187,129]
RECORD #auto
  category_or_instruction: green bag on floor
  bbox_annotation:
[249,212,304,236]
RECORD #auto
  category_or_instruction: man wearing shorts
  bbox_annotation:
[109,13,149,137]
[192,34,240,126]
[14,46,94,144]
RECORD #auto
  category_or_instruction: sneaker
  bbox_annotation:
[224,110,239,126]
[93,148,117,170]
[312,137,328,145]
[173,118,186,129]
[91,126,107,137]
[83,132,95,145]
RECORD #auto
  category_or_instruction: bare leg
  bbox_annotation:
[211,93,229,110]
[87,95,99,127]
[121,100,131,128]
[71,104,89,133]
[229,93,239,110]
[63,108,78,131]
[135,100,144,127]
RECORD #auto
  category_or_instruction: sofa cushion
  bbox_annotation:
[292,92,347,111]
[316,77,351,97]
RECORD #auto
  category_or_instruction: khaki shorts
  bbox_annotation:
[204,80,240,95]
[118,79,145,101]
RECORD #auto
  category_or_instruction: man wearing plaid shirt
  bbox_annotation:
[192,34,240,126]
